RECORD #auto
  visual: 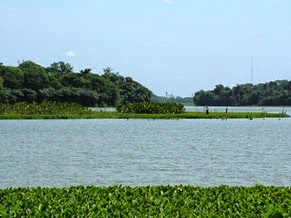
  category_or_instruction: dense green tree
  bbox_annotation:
[193,90,216,106]
[0,61,152,106]
[18,60,46,74]
[48,75,63,89]
[19,61,50,90]
[80,68,92,75]
[23,89,38,103]
[194,80,291,106]
[88,74,119,106]
[0,66,24,89]
[46,61,73,76]
[218,87,236,106]
[102,68,122,84]
[23,71,50,90]
[36,87,58,103]
[102,68,151,105]
[0,76,3,89]
[60,73,91,89]
[0,76,6,102]
[213,84,224,95]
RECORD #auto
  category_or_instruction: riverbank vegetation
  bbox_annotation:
[0,61,151,107]
[1,61,291,107]
[0,185,289,217]
[194,80,291,106]
[0,102,288,119]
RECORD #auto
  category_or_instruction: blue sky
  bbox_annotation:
[1,0,290,97]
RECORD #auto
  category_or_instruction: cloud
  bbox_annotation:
[163,0,174,4]
[65,51,76,57]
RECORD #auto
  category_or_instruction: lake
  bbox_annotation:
[0,107,290,188]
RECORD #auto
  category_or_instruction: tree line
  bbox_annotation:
[193,80,291,106]
[0,61,152,107]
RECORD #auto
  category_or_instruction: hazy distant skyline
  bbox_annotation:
[1,0,290,97]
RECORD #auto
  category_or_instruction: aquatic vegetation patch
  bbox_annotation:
[0,185,290,217]
[0,102,101,119]
[0,101,90,115]
[117,111,289,119]
[0,102,288,119]
[116,102,185,114]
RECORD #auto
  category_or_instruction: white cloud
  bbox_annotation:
[163,0,174,4]
[65,51,76,57]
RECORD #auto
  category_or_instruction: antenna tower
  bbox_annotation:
[251,56,253,84]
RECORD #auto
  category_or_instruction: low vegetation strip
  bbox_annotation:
[117,111,288,119]
[0,185,290,217]
[116,102,185,114]
[0,111,288,120]
[0,102,288,119]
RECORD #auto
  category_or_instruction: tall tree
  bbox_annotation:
[0,66,24,89]
[46,61,73,76]
[19,61,50,90]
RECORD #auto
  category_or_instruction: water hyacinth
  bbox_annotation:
[116,102,186,114]
[0,185,290,217]
[0,102,288,119]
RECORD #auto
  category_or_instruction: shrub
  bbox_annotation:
[116,102,185,114]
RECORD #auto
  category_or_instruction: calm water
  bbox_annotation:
[0,108,290,188]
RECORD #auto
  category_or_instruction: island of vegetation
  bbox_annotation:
[0,101,288,119]
[0,60,289,119]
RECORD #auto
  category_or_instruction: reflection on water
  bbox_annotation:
[0,108,290,188]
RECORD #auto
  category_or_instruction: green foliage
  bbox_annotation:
[0,102,288,119]
[18,61,50,90]
[0,185,290,217]
[0,102,92,118]
[116,111,288,119]
[0,78,7,103]
[116,102,185,114]
[0,66,24,89]
[0,76,3,89]
[102,68,151,105]
[46,61,73,76]
[194,80,291,106]
[0,61,151,107]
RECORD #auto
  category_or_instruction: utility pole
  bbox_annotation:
[251,56,253,84]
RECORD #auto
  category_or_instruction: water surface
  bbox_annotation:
[0,111,290,188]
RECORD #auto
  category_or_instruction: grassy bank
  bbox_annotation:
[0,102,289,119]
[0,185,290,217]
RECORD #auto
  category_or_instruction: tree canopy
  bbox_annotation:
[0,61,152,107]
[193,80,291,106]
